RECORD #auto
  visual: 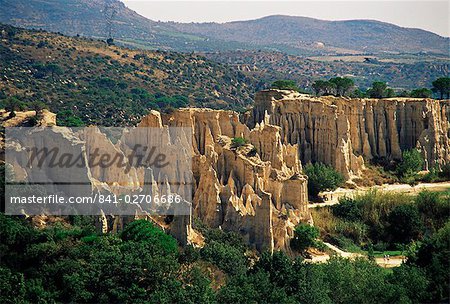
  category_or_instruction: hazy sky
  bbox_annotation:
[122,0,449,37]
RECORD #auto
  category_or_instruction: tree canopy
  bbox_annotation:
[432,77,450,99]
[270,80,299,91]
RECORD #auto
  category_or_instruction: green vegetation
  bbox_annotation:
[270,79,299,91]
[207,50,449,96]
[329,77,354,96]
[366,81,395,98]
[1,213,447,303]
[290,223,320,254]
[369,150,449,185]
[432,77,450,99]
[304,162,345,197]
[410,88,432,98]
[312,190,450,251]
[231,137,248,148]
[396,149,425,183]
[312,79,336,96]
[312,77,355,97]
[0,24,258,126]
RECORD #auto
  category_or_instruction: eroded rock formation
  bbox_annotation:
[4,107,310,252]
[146,109,310,252]
[6,90,447,252]
[249,90,450,179]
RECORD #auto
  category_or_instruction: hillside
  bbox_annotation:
[0,24,258,126]
[0,0,252,53]
[173,15,449,55]
[205,50,449,90]
[1,0,448,55]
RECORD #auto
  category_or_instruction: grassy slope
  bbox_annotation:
[0,24,259,126]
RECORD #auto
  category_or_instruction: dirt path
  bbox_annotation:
[309,242,405,268]
[309,181,450,208]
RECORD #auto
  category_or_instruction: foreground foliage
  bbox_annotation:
[304,162,345,197]
[0,210,448,303]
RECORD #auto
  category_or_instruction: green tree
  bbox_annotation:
[312,80,336,96]
[270,80,298,91]
[329,77,354,96]
[367,81,388,98]
[389,265,429,303]
[411,222,450,302]
[290,223,320,253]
[3,96,25,114]
[121,219,178,256]
[410,88,433,98]
[431,77,450,99]
[304,162,345,196]
[387,204,423,244]
[45,63,63,81]
[396,149,424,177]
[331,198,362,222]
[231,137,248,148]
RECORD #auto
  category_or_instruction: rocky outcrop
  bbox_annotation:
[249,90,450,179]
[3,107,310,252]
[4,90,448,252]
[153,109,310,252]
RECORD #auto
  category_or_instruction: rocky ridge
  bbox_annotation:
[3,90,449,252]
[249,90,450,179]
[4,106,310,252]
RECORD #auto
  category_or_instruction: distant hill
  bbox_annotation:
[0,0,448,55]
[0,24,257,126]
[205,50,449,90]
[173,15,449,55]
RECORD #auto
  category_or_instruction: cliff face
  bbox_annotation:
[7,90,447,252]
[249,90,450,178]
[155,109,310,252]
[4,108,309,252]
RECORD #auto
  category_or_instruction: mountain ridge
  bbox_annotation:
[170,14,449,55]
[0,0,448,55]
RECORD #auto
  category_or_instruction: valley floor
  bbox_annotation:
[311,181,450,207]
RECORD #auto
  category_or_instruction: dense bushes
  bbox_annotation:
[270,79,299,91]
[290,223,320,254]
[315,190,450,250]
[396,149,424,182]
[304,162,345,196]
[0,213,448,303]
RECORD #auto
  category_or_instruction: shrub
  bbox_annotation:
[231,137,248,148]
[332,198,362,222]
[290,223,319,254]
[121,220,178,256]
[396,149,424,178]
[304,162,344,197]
[270,80,298,91]
[387,204,423,244]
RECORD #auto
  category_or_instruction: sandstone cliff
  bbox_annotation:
[5,90,447,252]
[143,109,310,252]
[3,108,310,252]
[248,90,450,179]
